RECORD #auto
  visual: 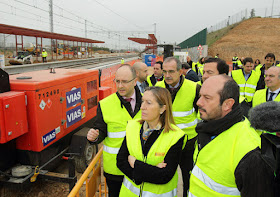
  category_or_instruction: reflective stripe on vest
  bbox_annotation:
[189,119,260,197]
[240,92,254,97]
[123,177,140,195]
[176,119,198,130]
[192,165,240,196]
[188,192,196,197]
[100,93,141,175]
[107,131,126,138]
[238,84,257,89]
[232,69,260,102]
[123,177,177,197]
[103,145,120,154]
[173,108,195,117]
[156,79,198,140]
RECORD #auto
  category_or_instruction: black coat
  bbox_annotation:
[185,69,199,82]
[88,86,142,181]
[117,126,184,185]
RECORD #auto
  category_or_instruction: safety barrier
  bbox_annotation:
[100,59,140,93]
[156,56,164,62]
[68,146,107,197]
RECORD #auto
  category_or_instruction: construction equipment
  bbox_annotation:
[9,51,33,65]
[0,67,111,190]
[24,43,41,55]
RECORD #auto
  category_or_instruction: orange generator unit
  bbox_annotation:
[0,68,110,189]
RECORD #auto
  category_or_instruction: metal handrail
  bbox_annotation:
[68,146,104,197]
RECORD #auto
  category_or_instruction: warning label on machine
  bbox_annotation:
[39,99,46,110]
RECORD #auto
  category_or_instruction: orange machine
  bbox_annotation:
[0,57,145,191]
[0,91,28,144]
[9,69,98,152]
[0,68,105,190]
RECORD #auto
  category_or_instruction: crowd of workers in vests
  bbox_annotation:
[87,53,280,197]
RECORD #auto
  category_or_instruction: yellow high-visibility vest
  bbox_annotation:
[42,51,48,57]
[252,89,280,135]
[100,93,141,175]
[189,118,260,197]
[146,75,164,87]
[119,120,185,197]
[156,79,198,142]
[252,88,280,107]
[231,69,260,102]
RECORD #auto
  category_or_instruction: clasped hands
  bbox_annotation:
[128,155,167,168]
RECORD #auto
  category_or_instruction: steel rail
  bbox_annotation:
[4,54,138,74]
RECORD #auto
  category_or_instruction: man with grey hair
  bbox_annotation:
[156,57,200,197]
[87,64,142,197]
[253,66,280,107]
[132,62,148,93]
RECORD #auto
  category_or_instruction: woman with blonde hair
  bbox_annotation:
[117,86,185,197]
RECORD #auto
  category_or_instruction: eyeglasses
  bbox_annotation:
[113,78,135,85]
[162,70,176,74]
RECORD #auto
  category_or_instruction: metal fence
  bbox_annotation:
[180,45,208,63]
[207,7,280,33]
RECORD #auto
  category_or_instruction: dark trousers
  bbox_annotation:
[233,63,238,70]
[106,178,123,197]
[179,136,197,197]
[42,57,47,63]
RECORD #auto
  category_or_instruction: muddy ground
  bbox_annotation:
[208,18,280,62]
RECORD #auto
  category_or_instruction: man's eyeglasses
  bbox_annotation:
[162,70,176,74]
[113,78,135,85]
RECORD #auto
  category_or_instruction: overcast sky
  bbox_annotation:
[0,0,279,49]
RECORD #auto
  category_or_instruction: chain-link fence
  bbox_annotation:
[207,7,280,33]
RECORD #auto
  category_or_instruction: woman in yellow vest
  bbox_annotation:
[117,86,185,197]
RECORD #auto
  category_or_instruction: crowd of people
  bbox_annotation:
[87,53,280,197]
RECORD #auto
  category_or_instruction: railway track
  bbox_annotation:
[4,54,138,74]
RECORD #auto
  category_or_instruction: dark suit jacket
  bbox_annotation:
[185,69,199,82]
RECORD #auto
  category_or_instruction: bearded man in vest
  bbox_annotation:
[87,64,142,197]
[156,57,200,197]
[189,75,272,197]
[231,57,262,117]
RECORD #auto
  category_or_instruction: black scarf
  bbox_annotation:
[164,75,184,102]
[196,105,244,151]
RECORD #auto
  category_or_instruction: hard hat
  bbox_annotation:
[122,58,124,59]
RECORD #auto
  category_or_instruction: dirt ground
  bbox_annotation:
[0,144,104,197]
[0,162,86,197]
[208,18,280,63]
